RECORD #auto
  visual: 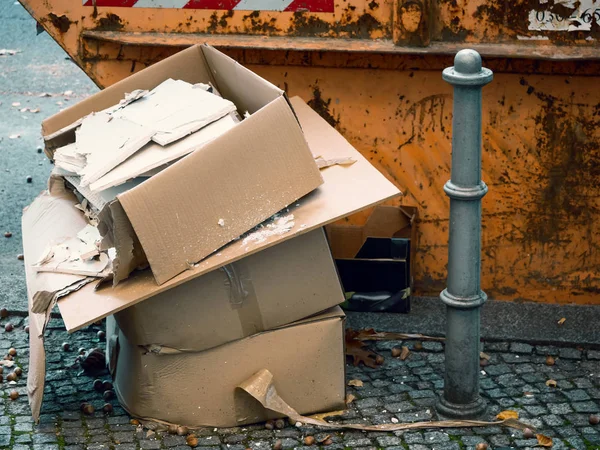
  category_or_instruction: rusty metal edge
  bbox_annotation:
[82,30,600,61]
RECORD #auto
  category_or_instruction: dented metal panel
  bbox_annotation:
[17,0,600,304]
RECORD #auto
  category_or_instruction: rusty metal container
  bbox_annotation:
[20,0,600,304]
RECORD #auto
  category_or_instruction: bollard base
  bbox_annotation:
[435,395,488,420]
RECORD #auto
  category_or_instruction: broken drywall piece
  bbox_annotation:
[112,79,237,146]
[315,156,356,169]
[89,113,239,192]
[76,113,156,187]
[32,237,111,277]
[54,143,86,174]
[65,175,146,212]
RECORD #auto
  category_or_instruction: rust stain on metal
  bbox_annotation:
[307,83,341,129]
[97,13,124,31]
[243,11,280,33]
[47,13,73,33]
[523,80,600,246]
[288,11,386,38]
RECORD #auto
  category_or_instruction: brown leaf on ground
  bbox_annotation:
[480,352,491,360]
[345,394,356,405]
[496,410,519,420]
[347,379,363,387]
[345,330,380,368]
[557,318,566,326]
[400,346,410,361]
[536,434,553,447]
[546,379,557,388]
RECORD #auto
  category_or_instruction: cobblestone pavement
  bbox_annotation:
[1,313,599,450]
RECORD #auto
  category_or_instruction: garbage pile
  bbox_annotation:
[23,44,401,428]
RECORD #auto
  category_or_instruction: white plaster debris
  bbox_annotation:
[240,214,295,247]
[218,218,225,227]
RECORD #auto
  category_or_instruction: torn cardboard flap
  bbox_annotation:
[51,96,401,333]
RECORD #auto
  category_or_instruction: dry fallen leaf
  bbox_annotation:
[345,330,380,368]
[30,108,40,113]
[496,410,519,420]
[347,379,363,387]
[19,107,28,113]
[480,352,491,360]
[545,379,557,388]
[345,394,356,405]
[400,346,410,361]
[8,134,20,139]
[536,434,553,447]
[11,102,20,107]
[557,317,566,325]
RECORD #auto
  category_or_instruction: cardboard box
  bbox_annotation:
[109,307,346,428]
[42,44,324,285]
[25,97,401,421]
[114,228,344,352]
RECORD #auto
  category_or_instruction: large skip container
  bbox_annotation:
[20,0,600,304]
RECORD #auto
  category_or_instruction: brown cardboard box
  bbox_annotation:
[110,307,346,428]
[42,44,324,285]
[114,228,344,352]
[25,97,401,421]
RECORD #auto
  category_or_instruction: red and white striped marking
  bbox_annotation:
[83,0,333,12]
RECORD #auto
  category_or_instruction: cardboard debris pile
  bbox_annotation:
[24,44,401,428]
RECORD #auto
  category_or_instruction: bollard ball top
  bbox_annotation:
[454,49,482,74]
[442,49,493,86]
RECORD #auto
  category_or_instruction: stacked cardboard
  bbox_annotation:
[23,45,401,428]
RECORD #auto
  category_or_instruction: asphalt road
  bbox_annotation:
[0,0,98,312]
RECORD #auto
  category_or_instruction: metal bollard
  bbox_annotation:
[435,49,493,419]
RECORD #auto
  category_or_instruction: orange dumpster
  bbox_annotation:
[20,0,600,304]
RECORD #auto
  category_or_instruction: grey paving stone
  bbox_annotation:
[559,347,582,360]
[408,390,435,399]
[375,435,402,446]
[139,439,162,450]
[355,397,383,409]
[15,434,33,444]
[489,434,511,447]
[422,341,443,352]
[523,405,548,416]
[32,433,58,444]
[510,342,533,354]
[485,342,509,352]
[113,431,136,444]
[13,445,33,450]
[422,431,450,443]
[461,435,487,446]
[548,403,574,415]
[542,414,566,427]
[572,401,599,413]
[343,438,373,446]
[564,389,591,402]
[403,432,424,444]
[485,364,512,376]
[588,350,600,360]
